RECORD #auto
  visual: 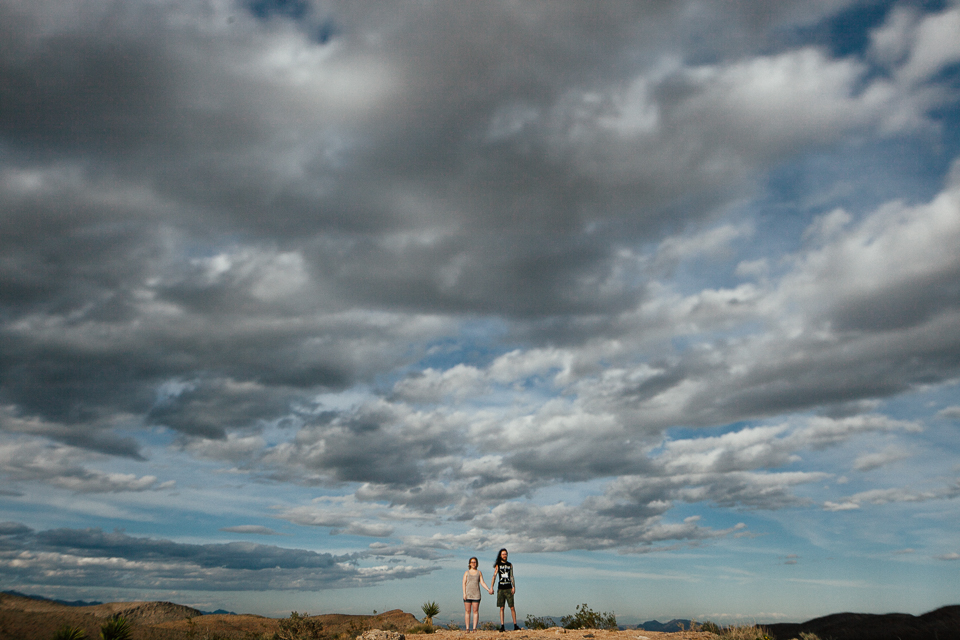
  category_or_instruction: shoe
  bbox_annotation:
[514,625,522,631]
[499,625,505,632]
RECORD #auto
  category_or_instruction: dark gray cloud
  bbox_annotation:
[0,524,436,591]
[0,521,33,536]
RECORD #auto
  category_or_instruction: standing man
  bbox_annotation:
[493,548,520,631]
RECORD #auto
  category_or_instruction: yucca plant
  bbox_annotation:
[420,601,440,625]
[52,625,88,640]
[99,614,132,640]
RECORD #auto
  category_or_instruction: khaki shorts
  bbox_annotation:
[497,589,514,608]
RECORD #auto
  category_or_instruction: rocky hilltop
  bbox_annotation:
[0,592,419,640]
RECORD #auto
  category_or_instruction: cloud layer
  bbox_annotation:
[1,0,959,609]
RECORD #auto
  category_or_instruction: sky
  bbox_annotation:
[1,0,960,627]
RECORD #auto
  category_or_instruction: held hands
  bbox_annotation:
[488,589,494,595]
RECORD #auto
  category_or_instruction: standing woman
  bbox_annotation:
[463,556,491,631]
[493,548,519,631]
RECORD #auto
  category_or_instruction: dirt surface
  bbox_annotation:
[0,592,718,640]
[430,629,717,640]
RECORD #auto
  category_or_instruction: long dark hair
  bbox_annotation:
[493,548,508,568]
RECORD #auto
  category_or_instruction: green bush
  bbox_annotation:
[52,626,88,640]
[406,623,435,634]
[420,601,440,624]
[277,611,325,640]
[560,604,617,630]
[524,615,556,630]
[99,615,132,640]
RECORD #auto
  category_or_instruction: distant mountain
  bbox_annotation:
[1,590,234,615]
[636,618,692,632]
[1,590,103,608]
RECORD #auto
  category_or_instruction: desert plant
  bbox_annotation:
[406,623,436,634]
[52,626,88,640]
[700,621,723,634]
[99,615,132,640]
[344,618,367,639]
[478,621,499,631]
[277,611,325,640]
[420,601,440,624]
[560,604,617,630]
[717,624,773,640]
[524,615,556,630]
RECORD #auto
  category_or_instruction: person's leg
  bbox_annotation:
[497,590,506,631]
[510,606,517,625]
[471,602,480,630]
[464,601,471,630]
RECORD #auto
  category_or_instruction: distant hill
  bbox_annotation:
[764,605,960,640]
[636,619,693,632]
[2,590,103,608]
[0,592,419,640]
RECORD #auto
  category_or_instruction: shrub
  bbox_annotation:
[798,633,822,640]
[99,615,132,640]
[716,624,773,640]
[524,615,556,630]
[52,626,88,640]
[479,622,499,631]
[406,623,436,634]
[700,621,723,634]
[560,604,617,630]
[420,601,440,624]
[277,611,325,640]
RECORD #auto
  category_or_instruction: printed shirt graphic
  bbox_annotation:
[496,562,513,589]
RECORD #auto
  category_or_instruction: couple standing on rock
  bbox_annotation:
[462,548,519,632]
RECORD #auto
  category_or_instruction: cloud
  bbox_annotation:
[825,480,960,511]
[0,438,174,493]
[852,445,911,471]
[936,406,960,420]
[0,522,33,536]
[219,526,283,536]
[276,496,398,537]
[0,0,959,596]
[0,525,436,592]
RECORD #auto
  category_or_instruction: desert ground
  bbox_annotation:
[3,592,958,640]
[0,592,715,640]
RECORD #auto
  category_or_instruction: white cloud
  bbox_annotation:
[853,445,912,471]
[0,439,173,494]
[219,526,283,536]
[936,406,960,420]
[823,501,861,512]
[896,6,960,84]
